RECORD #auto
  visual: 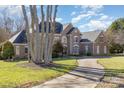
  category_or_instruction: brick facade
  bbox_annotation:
[10,23,109,58]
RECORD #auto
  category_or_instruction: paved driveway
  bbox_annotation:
[33,58,104,88]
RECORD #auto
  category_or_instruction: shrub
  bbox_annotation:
[109,43,124,54]
[52,41,63,58]
[0,46,2,59]
[86,52,92,56]
[1,41,14,59]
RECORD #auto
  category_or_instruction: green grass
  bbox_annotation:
[98,56,124,76]
[0,58,77,88]
[97,56,124,87]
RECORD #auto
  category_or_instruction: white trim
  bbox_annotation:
[13,43,27,46]
[104,46,107,54]
[72,45,79,55]
[15,46,20,56]
[96,45,100,54]
[62,36,67,43]
[73,44,79,47]
[74,36,79,43]
[54,34,61,36]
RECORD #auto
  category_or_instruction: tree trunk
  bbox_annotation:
[40,5,45,63]
[21,5,31,63]
[48,5,58,63]
[44,6,50,64]
[29,5,35,62]
[33,6,41,63]
[48,5,53,63]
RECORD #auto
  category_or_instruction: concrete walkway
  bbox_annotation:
[33,58,104,88]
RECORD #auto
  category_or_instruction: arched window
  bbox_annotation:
[62,36,67,43]
[54,37,60,42]
[73,45,79,55]
[63,45,67,54]
[74,36,78,42]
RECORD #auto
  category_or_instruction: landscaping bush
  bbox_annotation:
[52,41,63,58]
[86,52,92,56]
[1,41,14,60]
[109,43,124,54]
[0,46,2,59]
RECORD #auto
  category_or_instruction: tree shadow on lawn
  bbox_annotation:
[17,61,124,88]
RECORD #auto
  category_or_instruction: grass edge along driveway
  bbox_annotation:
[97,56,124,88]
[0,58,77,88]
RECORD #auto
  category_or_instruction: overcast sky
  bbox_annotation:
[0,5,124,32]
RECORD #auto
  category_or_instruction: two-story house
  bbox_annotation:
[9,22,81,58]
[9,22,109,58]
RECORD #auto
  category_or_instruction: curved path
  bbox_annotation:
[33,58,104,88]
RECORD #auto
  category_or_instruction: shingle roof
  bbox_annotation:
[80,30,102,42]
[9,30,27,44]
[63,23,70,30]
[66,27,76,34]
[9,22,63,44]
[39,22,63,33]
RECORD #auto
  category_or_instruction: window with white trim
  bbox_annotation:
[73,45,79,54]
[104,46,107,54]
[62,36,67,43]
[96,45,99,54]
[74,36,78,43]
[54,37,60,42]
[16,46,20,55]
[85,45,89,53]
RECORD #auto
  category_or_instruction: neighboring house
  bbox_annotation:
[80,30,109,55]
[9,22,108,58]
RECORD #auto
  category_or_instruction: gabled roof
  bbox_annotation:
[80,30,102,42]
[63,23,71,31]
[66,27,76,34]
[9,22,63,44]
[9,30,27,44]
[63,23,79,34]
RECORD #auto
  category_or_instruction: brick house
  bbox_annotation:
[9,22,108,58]
[80,30,109,55]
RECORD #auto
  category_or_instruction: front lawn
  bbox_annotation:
[97,56,124,88]
[0,58,77,88]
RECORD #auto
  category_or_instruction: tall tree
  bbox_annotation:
[21,5,31,62]
[40,5,45,62]
[22,5,58,64]
[33,6,41,63]
[29,5,35,62]
[48,5,58,62]
[44,6,50,64]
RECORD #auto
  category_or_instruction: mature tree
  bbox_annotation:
[22,5,31,62]
[40,5,45,62]
[22,5,58,64]
[48,6,58,62]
